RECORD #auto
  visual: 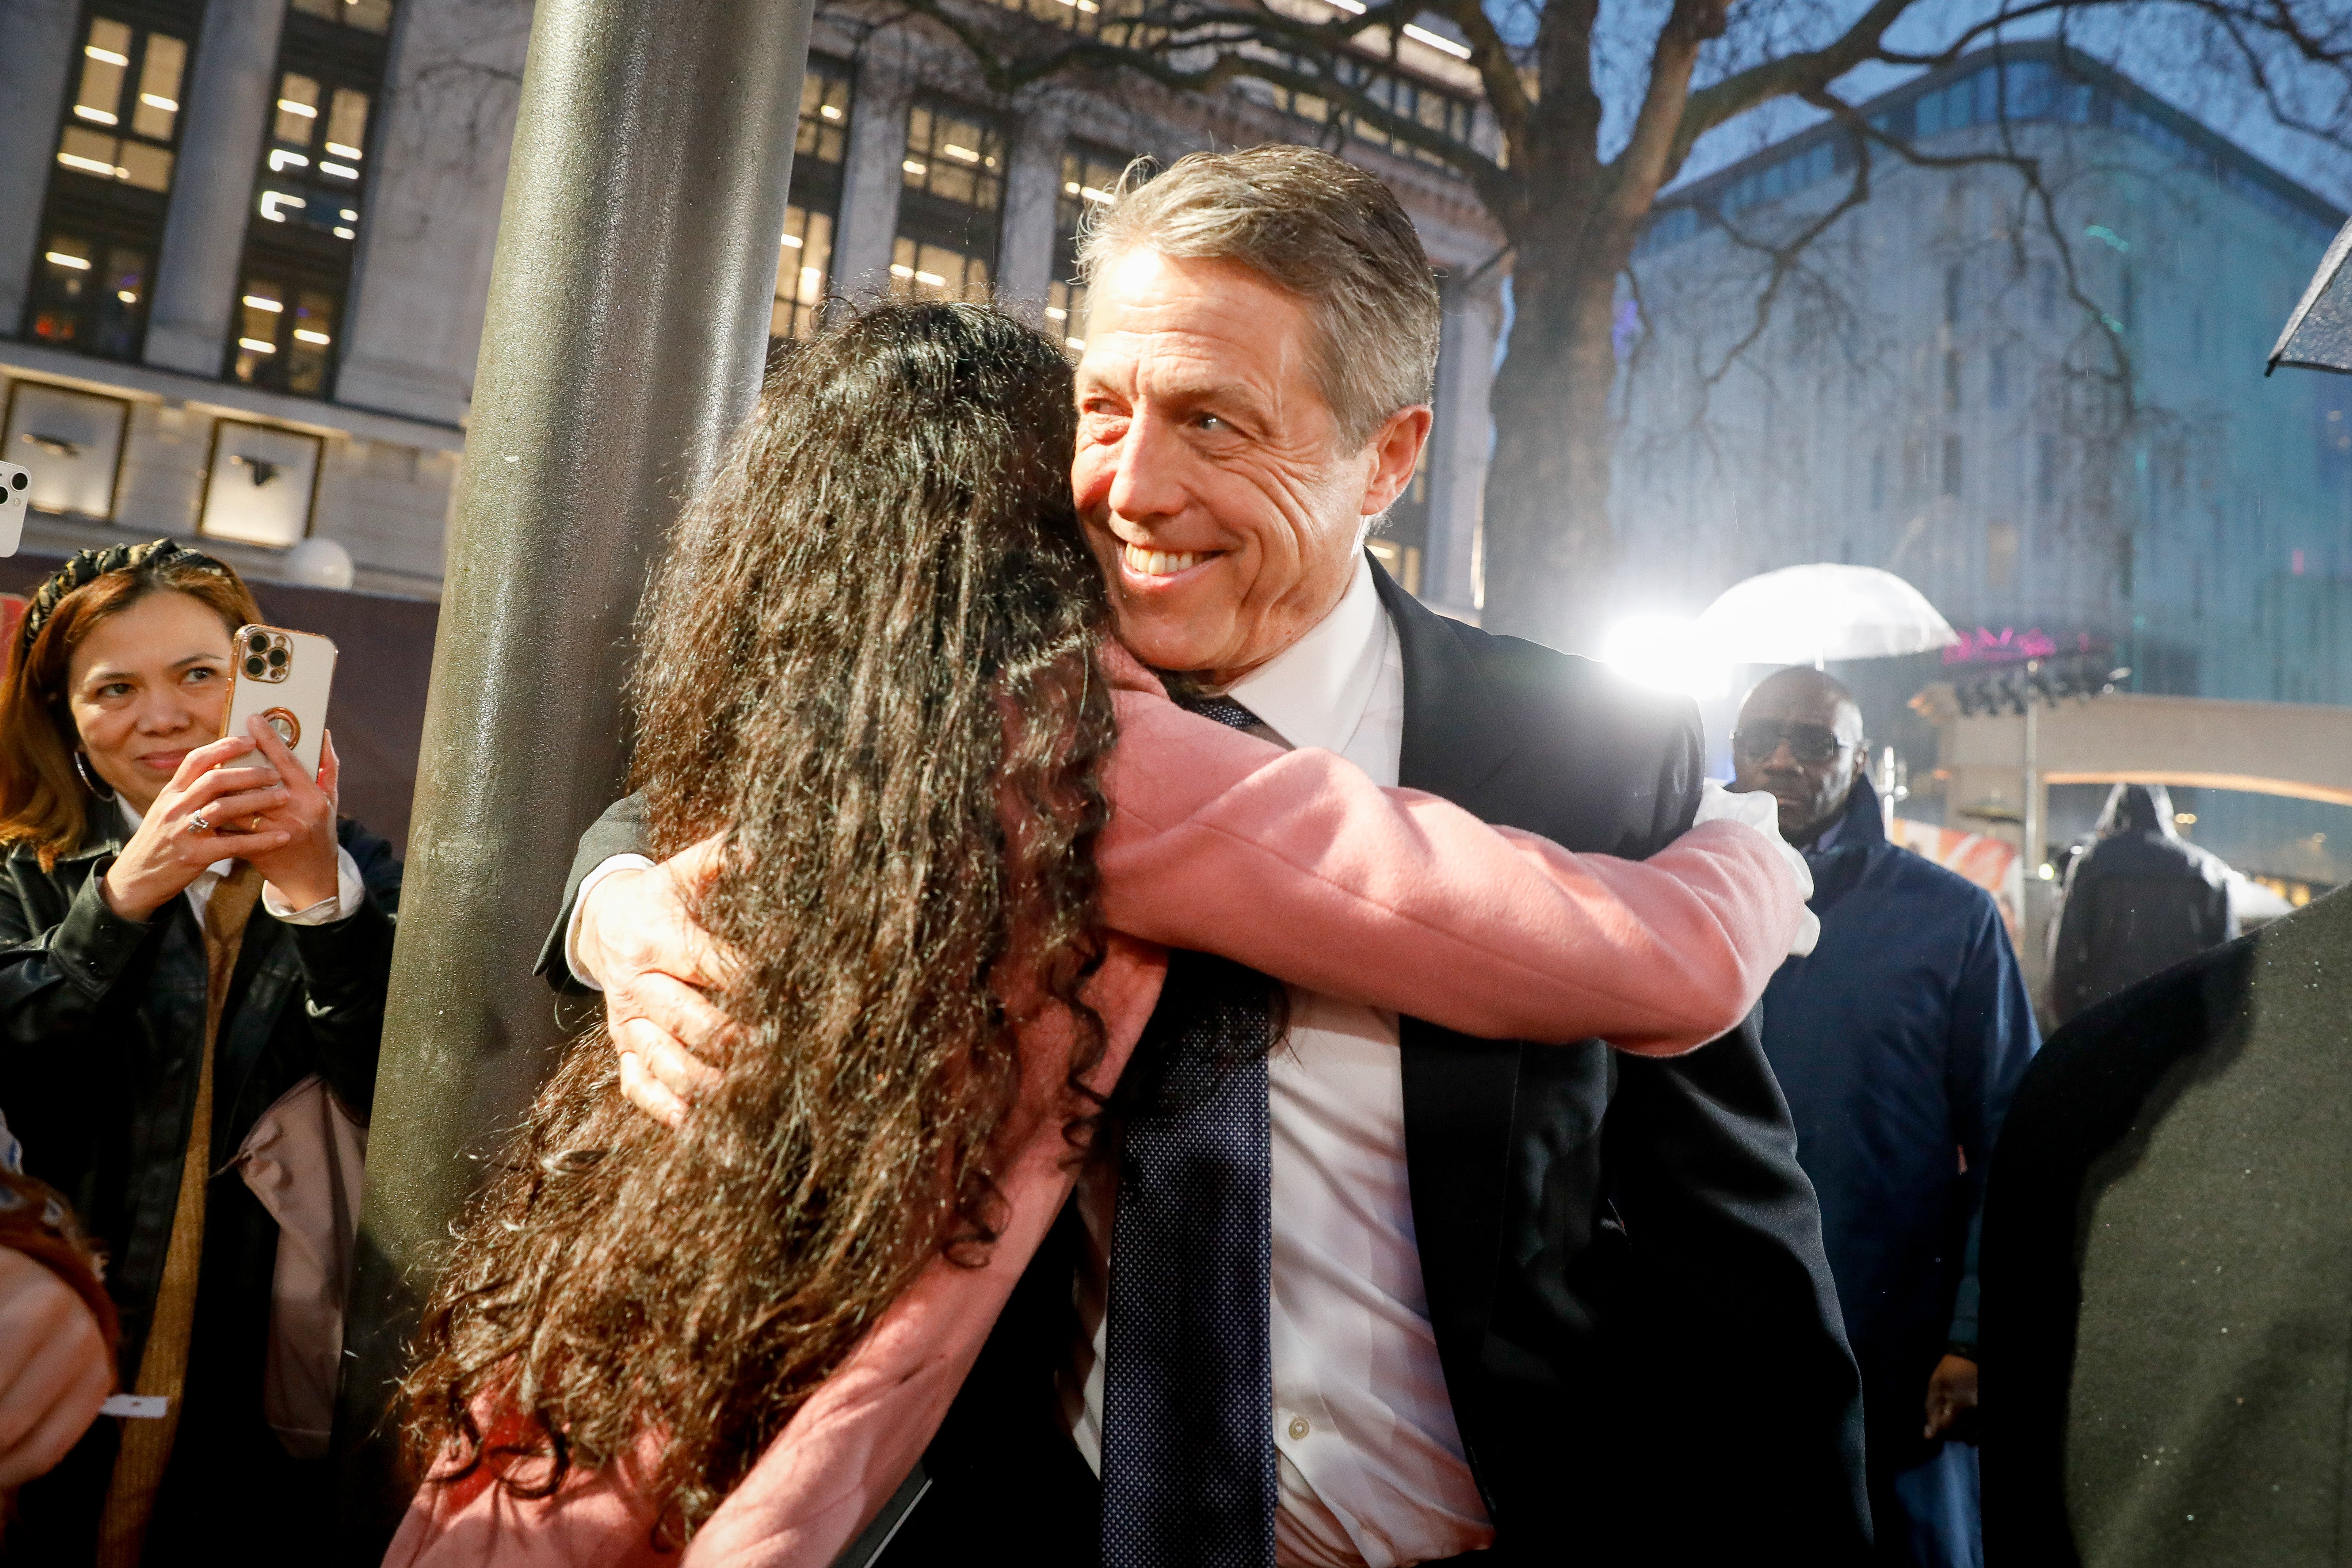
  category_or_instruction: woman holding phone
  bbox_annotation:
[0,540,399,1564]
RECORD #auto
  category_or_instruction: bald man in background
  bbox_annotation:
[1731,668,2039,1568]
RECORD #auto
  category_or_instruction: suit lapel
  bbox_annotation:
[1373,558,1524,1484]
[1376,562,1517,805]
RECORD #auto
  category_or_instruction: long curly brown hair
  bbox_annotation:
[402,303,1116,1539]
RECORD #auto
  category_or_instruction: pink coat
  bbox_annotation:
[387,656,1806,1568]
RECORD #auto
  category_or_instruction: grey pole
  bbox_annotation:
[330,0,813,1551]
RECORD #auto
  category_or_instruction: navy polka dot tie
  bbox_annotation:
[1099,693,1278,1568]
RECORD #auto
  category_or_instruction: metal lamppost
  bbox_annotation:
[328,0,814,1551]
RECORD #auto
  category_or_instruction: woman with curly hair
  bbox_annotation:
[391,302,1811,1566]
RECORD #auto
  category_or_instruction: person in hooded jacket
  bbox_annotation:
[0,541,398,1566]
[2048,782,2237,1025]
[1730,666,2040,1568]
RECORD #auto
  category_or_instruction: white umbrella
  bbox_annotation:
[1696,564,1959,667]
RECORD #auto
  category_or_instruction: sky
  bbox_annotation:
[1525,0,2352,210]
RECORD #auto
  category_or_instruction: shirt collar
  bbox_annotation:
[1805,814,1846,856]
[1223,552,1387,755]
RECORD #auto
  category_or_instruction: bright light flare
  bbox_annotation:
[1602,614,1729,699]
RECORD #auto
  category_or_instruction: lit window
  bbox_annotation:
[892,100,1004,309]
[50,16,185,199]
[772,59,854,346]
[1047,143,1137,354]
[25,235,151,360]
[276,74,322,141]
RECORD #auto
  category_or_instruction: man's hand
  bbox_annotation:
[1923,1353,1978,1443]
[574,834,742,1127]
[0,1247,110,1487]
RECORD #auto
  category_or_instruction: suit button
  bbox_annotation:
[1287,1416,1310,1440]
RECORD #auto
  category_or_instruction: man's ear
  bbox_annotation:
[1360,405,1434,517]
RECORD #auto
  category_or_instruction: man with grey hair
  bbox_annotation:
[549,144,1867,1565]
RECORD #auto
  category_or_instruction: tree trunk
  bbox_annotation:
[1477,232,1626,654]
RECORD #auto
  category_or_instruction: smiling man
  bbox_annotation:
[548,146,1866,1566]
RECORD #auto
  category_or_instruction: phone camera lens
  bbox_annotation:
[8,473,23,491]
[245,656,268,677]
[266,647,288,668]
[247,631,270,652]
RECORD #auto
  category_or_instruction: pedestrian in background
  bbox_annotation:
[1732,666,2041,1568]
[2049,782,2237,1025]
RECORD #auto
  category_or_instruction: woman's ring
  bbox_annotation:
[187,815,212,834]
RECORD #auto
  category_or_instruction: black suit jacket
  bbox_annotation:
[538,563,1868,1562]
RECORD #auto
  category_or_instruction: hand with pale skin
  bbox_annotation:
[1923,1353,1978,1443]
[572,835,741,1127]
[0,1247,110,1488]
[99,732,297,923]
[237,716,343,910]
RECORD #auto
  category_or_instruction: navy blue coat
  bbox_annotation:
[1760,776,2039,1474]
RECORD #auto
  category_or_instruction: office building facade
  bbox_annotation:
[1617,42,2350,879]
[0,0,1504,614]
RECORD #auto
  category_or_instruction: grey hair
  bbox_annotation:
[1076,144,1441,448]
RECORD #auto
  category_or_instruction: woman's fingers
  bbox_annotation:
[318,731,340,806]
[193,827,294,859]
[176,767,285,813]
[197,786,295,827]
[165,734,256,792]
[245,714,313,794]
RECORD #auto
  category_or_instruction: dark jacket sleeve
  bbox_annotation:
[0,861,156,1125]
[1602,723,1872,1558]
[284,822,403,1119]
[532,792,653,990]
[1942,895,2042,1350]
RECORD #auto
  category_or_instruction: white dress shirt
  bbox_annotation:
[116,797,366,928]
[1066,555,1495,1568]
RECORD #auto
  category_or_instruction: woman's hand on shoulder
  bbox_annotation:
[99,735,294,923]
[240,723,342,910]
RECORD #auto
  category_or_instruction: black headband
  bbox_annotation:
[15,538,235,657]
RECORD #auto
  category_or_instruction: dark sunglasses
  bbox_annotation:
[1732,721,1853,765]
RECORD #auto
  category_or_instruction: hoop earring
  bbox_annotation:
[72,751,116,801]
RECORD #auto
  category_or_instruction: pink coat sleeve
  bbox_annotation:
[1094,677,1806,1056]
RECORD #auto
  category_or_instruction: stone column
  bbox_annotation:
[143,0,286,375]
[828,59,910,298]
[0,0,80,332]
[994,103,1066,309]
[335,0,533,424]
[1422,275,1501,618]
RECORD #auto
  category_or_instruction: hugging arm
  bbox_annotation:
[1095,683,1810,1054]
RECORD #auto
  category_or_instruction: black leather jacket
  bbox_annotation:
[0,816,398,1556]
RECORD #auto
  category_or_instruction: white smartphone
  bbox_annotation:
[0,460,27,556]
[222,624,338,779]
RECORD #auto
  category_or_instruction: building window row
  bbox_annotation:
[4,377,326,548]
[21,2,391,401]
[1236,51,1477,169]
[769,64,1152,357]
